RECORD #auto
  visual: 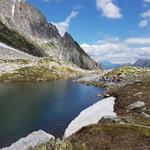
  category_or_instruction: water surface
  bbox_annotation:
[0,80,103,148]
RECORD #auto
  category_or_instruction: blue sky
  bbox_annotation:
[27,0,150,64]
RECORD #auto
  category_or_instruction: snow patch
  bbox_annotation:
[0,42,19,51]
[12,0,24,17]
[1,130,54,150]
[0,42,35,60]
[0,42,37,74]
[64,97,116,138]
[12,0,17,17]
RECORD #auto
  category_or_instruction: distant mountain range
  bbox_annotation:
[134,59,150,68]
[100,59,150,70]
[100,61,122,70]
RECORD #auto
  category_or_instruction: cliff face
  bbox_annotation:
[62,33,99,70]
[0,0,99,70]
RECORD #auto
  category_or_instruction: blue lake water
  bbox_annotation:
[0,80,103,148]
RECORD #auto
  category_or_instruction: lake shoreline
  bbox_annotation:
[0,79,103,149]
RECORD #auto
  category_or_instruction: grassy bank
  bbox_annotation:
[0,57,82,82]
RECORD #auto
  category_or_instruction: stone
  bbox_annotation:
[126,101,145,111]
[97,93,103,97]
[133,92,143,97]
[103,92,110,98]
[122,118,134,123]
[99,116,121,124]
[141,112,150,119]
[1,130,54,150]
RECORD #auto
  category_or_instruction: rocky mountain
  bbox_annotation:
[0,0,99,70]
[134,59,150,68]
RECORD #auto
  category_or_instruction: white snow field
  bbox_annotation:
[64,97,116,138]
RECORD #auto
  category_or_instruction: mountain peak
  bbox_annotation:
[0,0,99,70]
[134,59,150,68]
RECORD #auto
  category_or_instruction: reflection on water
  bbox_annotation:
[0,80,103,148]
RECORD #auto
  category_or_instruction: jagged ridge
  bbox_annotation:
[134,59,150,68]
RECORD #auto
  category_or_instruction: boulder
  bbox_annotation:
[141,112,150,119]
[2,130,54,150]
[126,101,145,111]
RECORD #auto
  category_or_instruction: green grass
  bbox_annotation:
[0,66,60,82]
[69,123,150,150]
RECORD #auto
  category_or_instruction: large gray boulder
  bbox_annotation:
[141,112,150,119]
[126,101,145,111]
[0,0,99,70]
[1,130,54,150]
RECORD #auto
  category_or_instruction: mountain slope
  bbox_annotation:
[0,42,85,81]
[0,0,99,70]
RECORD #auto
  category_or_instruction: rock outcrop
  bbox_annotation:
[0,0,99,70]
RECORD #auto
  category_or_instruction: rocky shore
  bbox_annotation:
[69,66,150,149]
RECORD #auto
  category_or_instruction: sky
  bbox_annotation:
[26,0,150,64]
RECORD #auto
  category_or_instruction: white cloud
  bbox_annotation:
[52,11,78,36]
[81,37,150,64]
[139,19,148,27]
[139,9,150,28]
[125,37,150,46]
[143,0,150,3]
[96,0,122,19]
[141,9,150,18]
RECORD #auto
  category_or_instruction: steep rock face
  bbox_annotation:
[134,59,150,68]
[0,0,99,70]
[62,32,99,69]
